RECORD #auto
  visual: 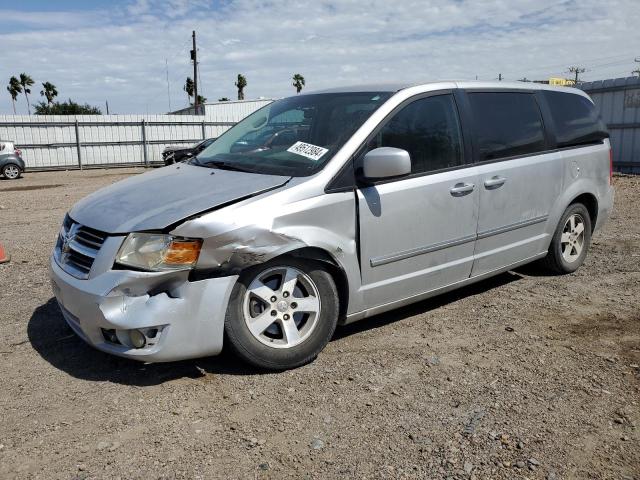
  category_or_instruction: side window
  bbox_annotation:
[542,91,608,148]
[468,92,546,161]
[370,94,464,174]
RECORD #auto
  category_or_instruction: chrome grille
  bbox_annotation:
[55,216,108,279]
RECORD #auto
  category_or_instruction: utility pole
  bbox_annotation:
[105,100,109,115]
[632,58,640,77]
[568,66,585,85]
[191,30,199,111]
[498,73,502,81]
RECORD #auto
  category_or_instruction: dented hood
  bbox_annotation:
[69,163,290,233]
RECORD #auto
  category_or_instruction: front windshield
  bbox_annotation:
[192,92,392,176]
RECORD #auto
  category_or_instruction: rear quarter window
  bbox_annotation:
[542,91,608,148]
[468,92,546,161]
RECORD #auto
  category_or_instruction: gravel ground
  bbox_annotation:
[0,168,638,480]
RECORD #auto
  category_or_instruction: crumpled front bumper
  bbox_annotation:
[49,255,238,362]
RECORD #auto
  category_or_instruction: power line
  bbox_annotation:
[519,51,638,73]
[587,58,635,70]
[483,52,639,83]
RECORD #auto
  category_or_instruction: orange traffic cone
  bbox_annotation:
[0,243,10,264]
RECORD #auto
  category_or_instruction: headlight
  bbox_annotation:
[116,233,202,271]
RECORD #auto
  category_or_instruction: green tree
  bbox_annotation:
[34,99,102,115]
[218,97,230,102]
[184,77,194,104]
[292,73,305,94]
[195,94,206,105]
[6,76,22,114]
[40,82,58,104]
[19,73,35,115]
[235,74,247,100]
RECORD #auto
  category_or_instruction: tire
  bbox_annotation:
[224,257,339,370]
[2,163,21,180]
[541,203,592,274]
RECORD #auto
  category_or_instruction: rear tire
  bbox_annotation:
[2,163,21,180]
[541,203,592,274]
[224,257,339,370]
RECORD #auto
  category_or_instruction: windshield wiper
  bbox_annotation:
[197,160,258,173]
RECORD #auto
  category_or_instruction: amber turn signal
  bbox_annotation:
[164,239,203,266]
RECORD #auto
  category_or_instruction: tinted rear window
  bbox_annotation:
[468,92,546,161]
[542,91,608,148]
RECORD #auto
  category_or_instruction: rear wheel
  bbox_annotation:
[2,164,21,180]
[224,258,339,370]
[541,203,592,274]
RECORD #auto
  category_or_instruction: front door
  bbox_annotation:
[357,93,479,308]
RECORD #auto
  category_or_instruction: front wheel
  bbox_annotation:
[224,258,339,370]
[541,203,592,274]
[2,164,21,180]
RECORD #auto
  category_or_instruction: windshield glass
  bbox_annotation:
[192,92,392,176]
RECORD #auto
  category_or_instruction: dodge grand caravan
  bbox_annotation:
[50,81,614,370]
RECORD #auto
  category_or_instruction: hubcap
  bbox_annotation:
[560,213,585,263]
[243,266,321,348]
[4,165,19,179]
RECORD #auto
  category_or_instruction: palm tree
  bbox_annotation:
[19,73,35,115]
[40,82,58,104]
[235,74,247,100]
[184,77,194,104]
[292,74,305,94]
[6,77,22,114]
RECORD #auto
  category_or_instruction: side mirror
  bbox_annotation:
[361,147,411,180]
[185,152,194,157]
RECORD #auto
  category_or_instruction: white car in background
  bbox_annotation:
[0,141,25,180]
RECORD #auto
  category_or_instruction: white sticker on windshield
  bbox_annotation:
[287,141,329,162]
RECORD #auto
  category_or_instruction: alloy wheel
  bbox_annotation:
[560,213,585,263]
[242,266,321,348]
[3,165,20,179]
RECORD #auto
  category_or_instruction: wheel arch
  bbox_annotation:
[275,246,350,322]
[547,179,600,242]
[569,192,598,232]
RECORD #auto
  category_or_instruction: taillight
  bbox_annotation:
[14,148,21,157]
[609,148,613,185]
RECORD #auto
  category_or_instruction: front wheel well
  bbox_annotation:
[570,193,598,232]
[281,247,349,322]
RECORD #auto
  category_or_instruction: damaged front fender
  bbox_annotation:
[171,189,365,314]
[195,226,307,271]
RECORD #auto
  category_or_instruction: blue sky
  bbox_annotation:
[1,0,639,115]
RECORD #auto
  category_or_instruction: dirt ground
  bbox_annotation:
[0,168,638,480]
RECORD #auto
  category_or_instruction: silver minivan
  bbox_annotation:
[50,81,614,370]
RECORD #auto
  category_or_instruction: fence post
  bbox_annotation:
[202,120,206,139]
[74,120,83,170]
[141,120,149,167]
